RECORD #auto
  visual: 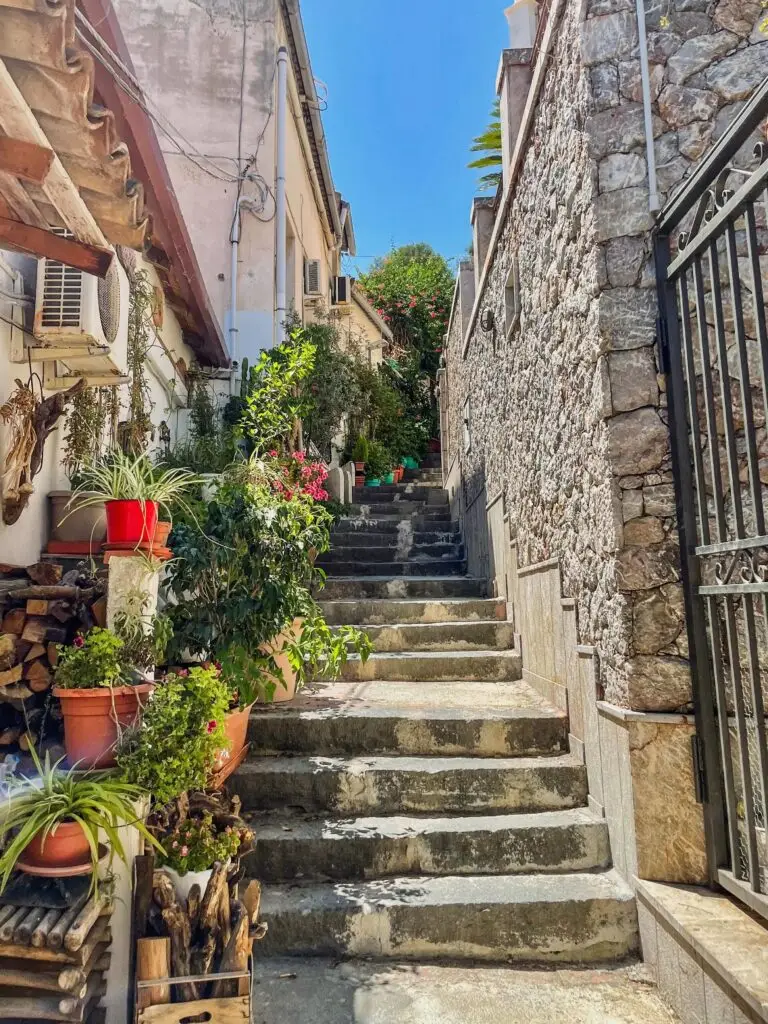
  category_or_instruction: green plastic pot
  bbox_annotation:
[365,478,382,487]
[384,472,395,484]
[404,457,419,470]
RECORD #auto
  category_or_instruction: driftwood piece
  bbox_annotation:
[136,937,171,1010]
[188,933,217,982]
[186,884,201,934]
[197,861,228,937]
[217,885,231,952]
[241,881,261,927]
[31,909,63,948]
[0,920,110,966]
[63,895,107,953]
[15,586,79,601]
[210,902,249,998]
[46,893,89,950]
[0,906,30,942]
[14,906,46,945]
[133,854,155,944]
[26,563,63,586]
[152,873,177,912]
[160,905,197,1002]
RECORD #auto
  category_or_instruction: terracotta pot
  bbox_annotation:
[53,683,154,769]
[22,820,91,870]
[260,618,304,703]
[355,474,365,488]
[354,461,365,473]
[49,492,107,545]
[151,521,172,547]
[105,500,159,545]
[213,703,254,771]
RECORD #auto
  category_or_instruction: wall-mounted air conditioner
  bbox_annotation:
[33,242,129,378]
[332,275,352,305]
[304,258,322,296]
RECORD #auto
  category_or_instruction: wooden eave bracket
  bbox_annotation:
[0,56,114,276]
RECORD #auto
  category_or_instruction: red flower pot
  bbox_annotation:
[105,500,159,545]
[22,821,91,870]
[54,683,154,769]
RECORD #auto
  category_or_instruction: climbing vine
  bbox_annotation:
[124,267,156,454]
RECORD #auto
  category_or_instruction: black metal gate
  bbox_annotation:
[656,76,768,918]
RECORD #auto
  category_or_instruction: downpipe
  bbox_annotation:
[275,46,289,344]
[636,0,661,212]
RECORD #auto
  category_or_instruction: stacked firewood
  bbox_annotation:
[0,883,112,1023]
[136,791,264,1010]
[0,562,106,753]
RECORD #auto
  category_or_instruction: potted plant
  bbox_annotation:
[117,665,230,806]
[0,748,159,890]
[351,436,368,476]
[365,440,390,487]
[70,450,201,547]
[155,812,246,901]
[53,627,153,769]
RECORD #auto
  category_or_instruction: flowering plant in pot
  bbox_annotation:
[70,450,201,547]
[52,627,155,770]
[155,812,249,900]
[0,748,160,892]
[117,665,230,806]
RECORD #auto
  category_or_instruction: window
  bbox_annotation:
[505,256,521,338]
[462,396,472,454]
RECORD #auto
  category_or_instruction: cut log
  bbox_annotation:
[0,726,21,745]
[2,683,33,700]
[0,633,16,669]
[211,902,249,998]
[26,563,63,586]
[0,956,84,996]
[0,920,110,965]
[136,937,171,1009]
[14,906,46,944]
[16,586,79,601]
[31,909,63,948]
[1,609,25,635]
[21,618,48,644]
[0,665,22,687]
[91,597,107,628]
[26,660,52,691]
[0,906,18,929]
[26,599,50,616]
[49,601,72,623]
[47,642,59,667]
[64,895,107,952]
[24,643,46,662]
[160,905,197,1002]
[46,893,89,950]
[0,906,30,942]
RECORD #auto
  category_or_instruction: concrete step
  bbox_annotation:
[340,649,522,682]
[350,502,446,518]
[330,528,459,547]
[353,487,448,505]
[319,559,467,577]
[256,870,637,962]
[230,753,587,815]
[248,680,568,757]
[363,620,515,652]
[320,543,464,564]
[342,510,453,527]
[247,808,612,881]
[319,597,504,626]
[319,577,487,600]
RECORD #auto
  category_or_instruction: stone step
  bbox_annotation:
[353,487,448,504]
[340,649,522,682]
[362,620,514,652]
[330,531,460,549]
[351,502,447,518]
[248,680,568,757]
[246,808,611,881]
[320,542,464,563]
[319,577,488,600]
[343,510,453,526]
[256,870,637,963]
[230,753,587,815]
[332,522,458,540]
[319,597,504,626]
[319,559,467,577]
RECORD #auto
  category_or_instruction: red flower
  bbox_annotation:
[73,635,85,649]
[268,450,278,457]
[207,720,217,734]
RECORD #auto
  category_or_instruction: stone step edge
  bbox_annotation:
[236,751,584,774]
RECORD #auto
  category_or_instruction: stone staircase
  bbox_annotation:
[231,458,638,963]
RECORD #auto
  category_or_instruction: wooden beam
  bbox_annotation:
[0,216,113,276]
[0,137,54,184]
[44,374,128,390]
[0,59,108,248]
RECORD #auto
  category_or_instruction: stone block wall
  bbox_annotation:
[444,0,768,712]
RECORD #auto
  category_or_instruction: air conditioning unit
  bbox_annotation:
[33,244,129,379]
[332,275,352,305]
[304,258,322,296]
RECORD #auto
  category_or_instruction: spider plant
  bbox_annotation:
[67,450,202,518]
[0,746,161,893]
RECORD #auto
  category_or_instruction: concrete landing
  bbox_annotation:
[252,959,678,1023]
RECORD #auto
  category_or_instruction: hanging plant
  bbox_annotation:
[117,252,157,455]
[63,386,116,484]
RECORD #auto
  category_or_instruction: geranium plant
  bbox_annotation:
[55,628,126,689]
[157,812,249,875]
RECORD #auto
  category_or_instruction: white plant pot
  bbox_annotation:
[163,866,213,903]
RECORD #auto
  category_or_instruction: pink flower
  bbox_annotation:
[177,668,189,678]
[73,635,85,649]
[293,451,306,463]
[180,846,189,857]
[207,720,217,734]
[269,450,278,457]
[172,840,179,849]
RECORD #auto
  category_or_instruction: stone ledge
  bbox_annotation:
[597,701,696,726]
[517,556,561,578]
[636,879,768,1022]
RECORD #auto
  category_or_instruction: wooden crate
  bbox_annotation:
[136,968,251,1024]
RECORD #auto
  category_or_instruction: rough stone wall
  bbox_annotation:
[444,0,768,711]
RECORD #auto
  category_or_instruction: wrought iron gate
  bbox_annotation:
[656,76,768,918]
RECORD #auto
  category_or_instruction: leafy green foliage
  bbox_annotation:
[351,436,369,463]
[365,440,392,480]
[0,747,160,893]
[156,812,248,874]
[125,268,157,453]
[113,608,173,675]
[55,628,126,690]
[117,666,230,806]
[165,367,238,474]
[285,609,372,690]
[468,98,503,192]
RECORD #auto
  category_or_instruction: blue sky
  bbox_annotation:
[301,1,506,275]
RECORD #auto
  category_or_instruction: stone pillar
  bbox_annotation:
[327,466,344,502]
[497,48,534,186]
[105,555,160,629]
[457,259,475,337]
[341,461,355,504]
[471,198,496,291]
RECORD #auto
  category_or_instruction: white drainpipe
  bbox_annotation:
[275,46,289,344]
[229,196,243,367]
[636,0,661,212]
